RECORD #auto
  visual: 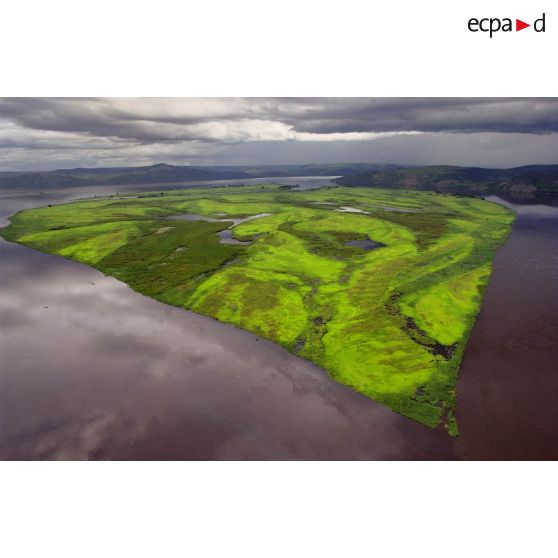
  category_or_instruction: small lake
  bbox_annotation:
[344,239,385,251]
[1,186,557,459]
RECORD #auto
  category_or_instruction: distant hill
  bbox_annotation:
[334,164,558,205]
[4,162,558,204]
[0,163,399,191]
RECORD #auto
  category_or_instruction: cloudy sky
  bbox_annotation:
[1,98,558,171]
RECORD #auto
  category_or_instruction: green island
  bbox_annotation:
[1,185,515,434]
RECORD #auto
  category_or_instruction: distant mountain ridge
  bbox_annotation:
[0,163,398,190]
[2,162,558,205]
[334,164,558,205]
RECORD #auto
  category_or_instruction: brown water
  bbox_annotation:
[453,197,558,459]
[1,189,557,459]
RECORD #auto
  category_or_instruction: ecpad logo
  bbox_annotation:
[468,13,546,37]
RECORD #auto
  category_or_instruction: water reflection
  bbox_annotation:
[1,242,452,459]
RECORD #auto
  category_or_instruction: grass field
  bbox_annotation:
[1,185,515,433]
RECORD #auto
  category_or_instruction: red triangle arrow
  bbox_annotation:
[516,19,530,31]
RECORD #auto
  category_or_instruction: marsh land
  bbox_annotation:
[1,185,514,434]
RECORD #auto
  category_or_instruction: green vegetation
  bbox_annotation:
[0,185,515,433]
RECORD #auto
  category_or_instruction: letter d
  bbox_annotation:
[534,13,546,32]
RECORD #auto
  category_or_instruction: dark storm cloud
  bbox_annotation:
[1,98,558,170]
[275,98,558,135]
[2,98,558,143]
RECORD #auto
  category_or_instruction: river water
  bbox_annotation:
[1,184,557,459]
